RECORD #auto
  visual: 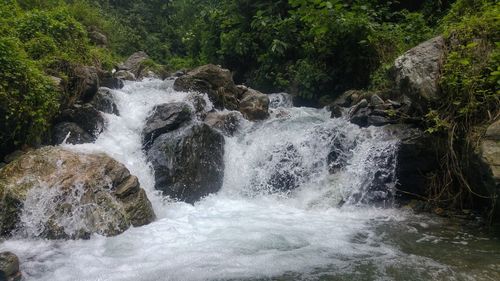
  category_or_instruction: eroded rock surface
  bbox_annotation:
[0,147,155,239]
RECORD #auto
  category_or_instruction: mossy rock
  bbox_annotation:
[0,147,155,239]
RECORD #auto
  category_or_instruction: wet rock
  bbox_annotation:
[391,36,446,113]
[266,143,304,192]
[370,94,385,107]
[238,87,270,121]
[367,115,391,127]
[174,64,239,110]
[173,70,186,77]
[52,122,94,145]
[268,92,293,108]
[204,111,242,136]
[186,93,210,119]
[117,51,149,79]
[53,104,104,144]
[142,103,193,148]
[385,125,440,198]
[333,90,373,107]
[90,88,119,115]
[327,133,355,173]
[350,99,368,115]
[100,72,124,89]
[0,252,21,281]
[147,124,225,203]
[0,147,155,239]
[349,107,371,127]
[114,70,136,81]
[330,105,344,118]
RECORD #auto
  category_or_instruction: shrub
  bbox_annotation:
[0,37,59,151]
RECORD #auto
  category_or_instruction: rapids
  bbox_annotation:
[1,79,499,281]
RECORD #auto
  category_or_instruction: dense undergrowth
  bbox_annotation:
[0,0,118,155]
[424,0,499,214]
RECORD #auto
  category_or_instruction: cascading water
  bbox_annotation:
[1,79,499,281]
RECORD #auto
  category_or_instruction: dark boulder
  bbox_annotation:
[0,252,21,281]
[90,88,119,115]
[385,125,441,198]
[146,123,225,203]
[174,64,239,110]
[142,103,193,148]
[58,104,104,136]
[52,122,94,145]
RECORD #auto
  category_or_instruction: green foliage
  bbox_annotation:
[426,0,499,133]
[0,0,121,154]
[157,0,442,101]
[0,37,59,149]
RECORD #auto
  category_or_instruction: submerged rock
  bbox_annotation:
[0,147,155,239]
[266,143,304,192]
[0,252,21,281]
[174,64,239,110]
[147,123,225,203]
[142,102,193,148]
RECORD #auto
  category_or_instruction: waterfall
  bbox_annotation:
[3,78,492,281]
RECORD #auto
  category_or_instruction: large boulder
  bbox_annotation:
[142,103,193,148]
[174,64,239,110]
[0,252,21,281]
[90,87,119,115]
[117,51,149,79]
[237,86,270,121]
[391,36,446,113]
[52,104,105,145]
[147,124,225,203]
[0,147,155,239]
